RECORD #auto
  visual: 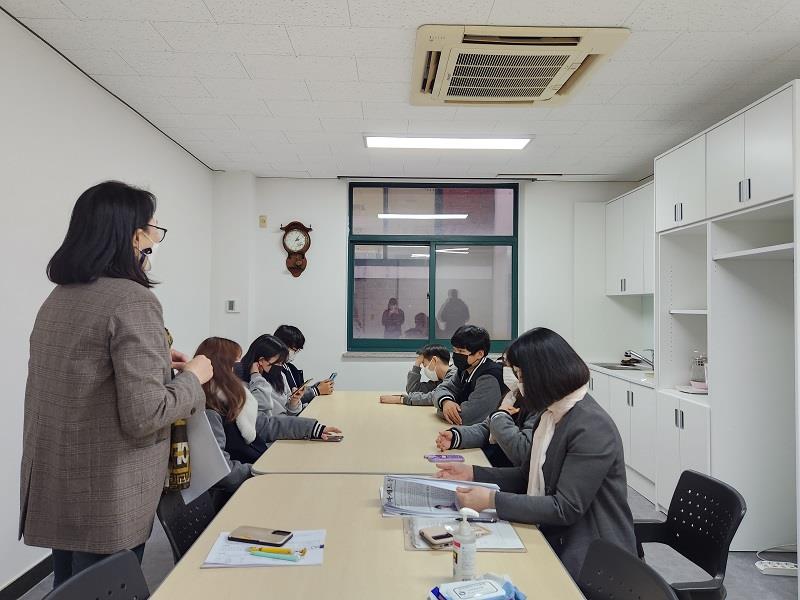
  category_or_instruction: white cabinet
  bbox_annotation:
[588,370,610,414]
[655,136,706,232]
[655,392,710,509]
[608,378,630,459]
[707,88,794,218]
[608,378,656,481]
[605,183,654,295]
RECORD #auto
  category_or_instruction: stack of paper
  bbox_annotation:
[380,475,499,519]
[202,530,326,568]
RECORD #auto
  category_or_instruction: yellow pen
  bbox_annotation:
[248,546,293,555]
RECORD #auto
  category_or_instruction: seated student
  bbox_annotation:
[432,325,508,426]
[435,327,635,579]
[198,337,341,498]
[404,312,428,338]
[380,344,457,405]
[274,324,334,405]
[238,334,303,416]
[435,367,536,467]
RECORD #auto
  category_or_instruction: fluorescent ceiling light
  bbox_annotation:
[378,213,468,220]
[365,136,530,150]
[411,253,430,258]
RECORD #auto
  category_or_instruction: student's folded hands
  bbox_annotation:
[379,394,403,404]
[435,430,453,451]
[321,426,342,441]
[442,400,462,425]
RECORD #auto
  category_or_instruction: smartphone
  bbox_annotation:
[328,372,338,381]
[420,526,454,548]
[228,526,293,547]
[425,454,465,463]
[299,378,314,389]
[322,433,343,442]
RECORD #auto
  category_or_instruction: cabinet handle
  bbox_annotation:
[623,278,626,292]
[679,202,684,221]
[674,408,679,428]
[738,180,744,202]
[673,203,677,222]
[746,178,752,200]
[680,410,685,430]
[630,391,634,407]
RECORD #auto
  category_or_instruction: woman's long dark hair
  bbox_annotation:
[196,337,246,422]
[239,334,290,393]
[505,328,590,414]
[47,181,156,288]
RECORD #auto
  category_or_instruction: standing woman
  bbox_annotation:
[19,181,213,587]
[435,328,635,578]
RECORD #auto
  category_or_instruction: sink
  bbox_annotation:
[593,362,652,372]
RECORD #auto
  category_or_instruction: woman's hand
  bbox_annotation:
[317,380,334,395]
[289,387,304,407]
[380,394,403,404]
[321,426,342,441]
[170,349,190,370]
[250,361,261,375]
[435,430,454,451]
[434,462,473,481]
[456,487,495,512]
[184,355,213,384]
[442,400,462,425]
[498,406,520,416]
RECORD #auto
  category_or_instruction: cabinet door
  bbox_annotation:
[679,399,710,476]
[744,87,794,206]
[656,393,681,509]
[605,199,625,295]
[641,184,655,294]
[623,188,646,294]
[608,377,631,459]
[628,385,657,481]
[707,114,745,219]
[589,371,610,414]
[655,136,706,232]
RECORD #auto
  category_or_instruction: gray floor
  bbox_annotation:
[18,488,798,600]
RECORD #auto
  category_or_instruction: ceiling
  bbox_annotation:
[3,0,800,180]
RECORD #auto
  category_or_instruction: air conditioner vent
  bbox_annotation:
[410,25,628,106]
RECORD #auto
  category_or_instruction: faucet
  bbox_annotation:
[625,349,654,369]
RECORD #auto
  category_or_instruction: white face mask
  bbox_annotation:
[139,231,160,271]
[421,360,440,382]
[503,366,519,393]
[288,350,298,362]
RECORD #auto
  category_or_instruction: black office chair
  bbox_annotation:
[579,539,678,600]
[635,470,747,600]
[42,550,149,600]
[157,491,216,563]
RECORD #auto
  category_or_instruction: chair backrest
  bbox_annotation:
[42,550,149,600]
[157,491,216,562]
[579,539,678,600]
[664,470,747,579]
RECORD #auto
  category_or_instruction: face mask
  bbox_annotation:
[288,350,297,362]
[421,361,439,382]
[138,231,160,271]
[452,353,470,372]
[503,366,519,393]
[517,381,525,398]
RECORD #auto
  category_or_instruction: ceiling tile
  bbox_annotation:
[153,22,293,54]
[147,113,237,129]
[287,26,415,57]
[657,31,800,62]
[204,129,287,144]
[97,75,210,98]
[348,0,492,27]
[453,106,552,121]
[489,0,640,26]
[356,57,412,82]
[62,49,136,75]
[268,154,306,170]
[609,31,682,62]
[119,51,248,78]
[189,139,257,154]
[0,0,75,19]
[123,95,181,115]
[265,100,363,118]
[284,131,364,145]
[757,3,800,32]
[624,0,786,32]
[162,127,210,142]
[60,0,213,21]
[363,102,459,120]
[492,120,585,135]
[231,115,323,131]
[239,55,358,81]
[606,83,731,106]
[200,78,310,101]
[684,60,769,87]
[166,97,269,116]
[549,104,649,121]
[406,119,498,135]
[566,83,627,105]
[21,18,170,50]
[307,80,407,102]
[204,0,350,26]
[320,117,409,133]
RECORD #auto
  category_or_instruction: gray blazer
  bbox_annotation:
[452,410,537,467]
[20,278,206,554]
[404,365,458,406]
[473,394,636,579]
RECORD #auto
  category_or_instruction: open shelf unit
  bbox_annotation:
[712,242,794,262]
[668,309,708,315]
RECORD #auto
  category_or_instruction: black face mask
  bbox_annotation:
[453,353,471,371]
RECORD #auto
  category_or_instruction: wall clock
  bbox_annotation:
[280,221,312,277]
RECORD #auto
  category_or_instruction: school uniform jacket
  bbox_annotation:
[449,409,538,467]
[403,364,458,406]
[433,357,507,425]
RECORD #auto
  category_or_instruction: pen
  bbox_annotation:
[248,546,293,554]
[248,550,300,562]
[465,517,497,523]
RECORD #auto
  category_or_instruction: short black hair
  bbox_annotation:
[47,181,156,288]
[451,325,491,356]
[274,324,305,350]
[419,344,450,364]
[505,327,590,413]
[239,334,290,391]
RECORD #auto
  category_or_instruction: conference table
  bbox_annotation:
[150,391,583,599]
[252,391,491,475]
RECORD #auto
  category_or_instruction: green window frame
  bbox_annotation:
[347,182,519,352]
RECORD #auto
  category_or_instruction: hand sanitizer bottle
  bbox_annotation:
[453,507,479,581]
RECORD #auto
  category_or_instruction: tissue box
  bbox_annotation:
[431,579,506,600]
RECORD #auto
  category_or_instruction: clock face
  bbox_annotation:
[285,229,309,252]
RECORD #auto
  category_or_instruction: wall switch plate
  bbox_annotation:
[259,215,268,228]
[225,299,240,313]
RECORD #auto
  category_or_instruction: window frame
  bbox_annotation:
[347,182,519,353]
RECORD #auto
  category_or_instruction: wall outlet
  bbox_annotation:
[225,299,240,313]
[258,215,268,228]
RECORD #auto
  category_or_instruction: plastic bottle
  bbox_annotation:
[452,507,479,581]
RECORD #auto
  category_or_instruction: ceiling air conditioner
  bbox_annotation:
[411,25,629,106]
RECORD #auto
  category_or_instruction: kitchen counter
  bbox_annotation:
[588,362,655,389]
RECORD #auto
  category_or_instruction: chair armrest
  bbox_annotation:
[634,519,669,558]
[671,578,723,593]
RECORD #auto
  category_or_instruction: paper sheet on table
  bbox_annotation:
[381,475,499,518]
[403,517,526,552]
[202,530,326,568]
[180,412,231,505]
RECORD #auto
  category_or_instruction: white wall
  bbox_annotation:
[0,13,213,587]
[207,178,638,391]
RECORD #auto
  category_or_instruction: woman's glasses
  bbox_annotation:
[149,224,168,243]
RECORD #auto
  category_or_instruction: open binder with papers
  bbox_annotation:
[380,475,499,519]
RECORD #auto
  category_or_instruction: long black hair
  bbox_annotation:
[505,328,590,414]
[47,181,157,288]
[239,334,290,393]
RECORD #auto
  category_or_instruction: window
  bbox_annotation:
[348,183,518,352]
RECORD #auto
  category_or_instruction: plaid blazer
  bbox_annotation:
[20,277,205,553]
